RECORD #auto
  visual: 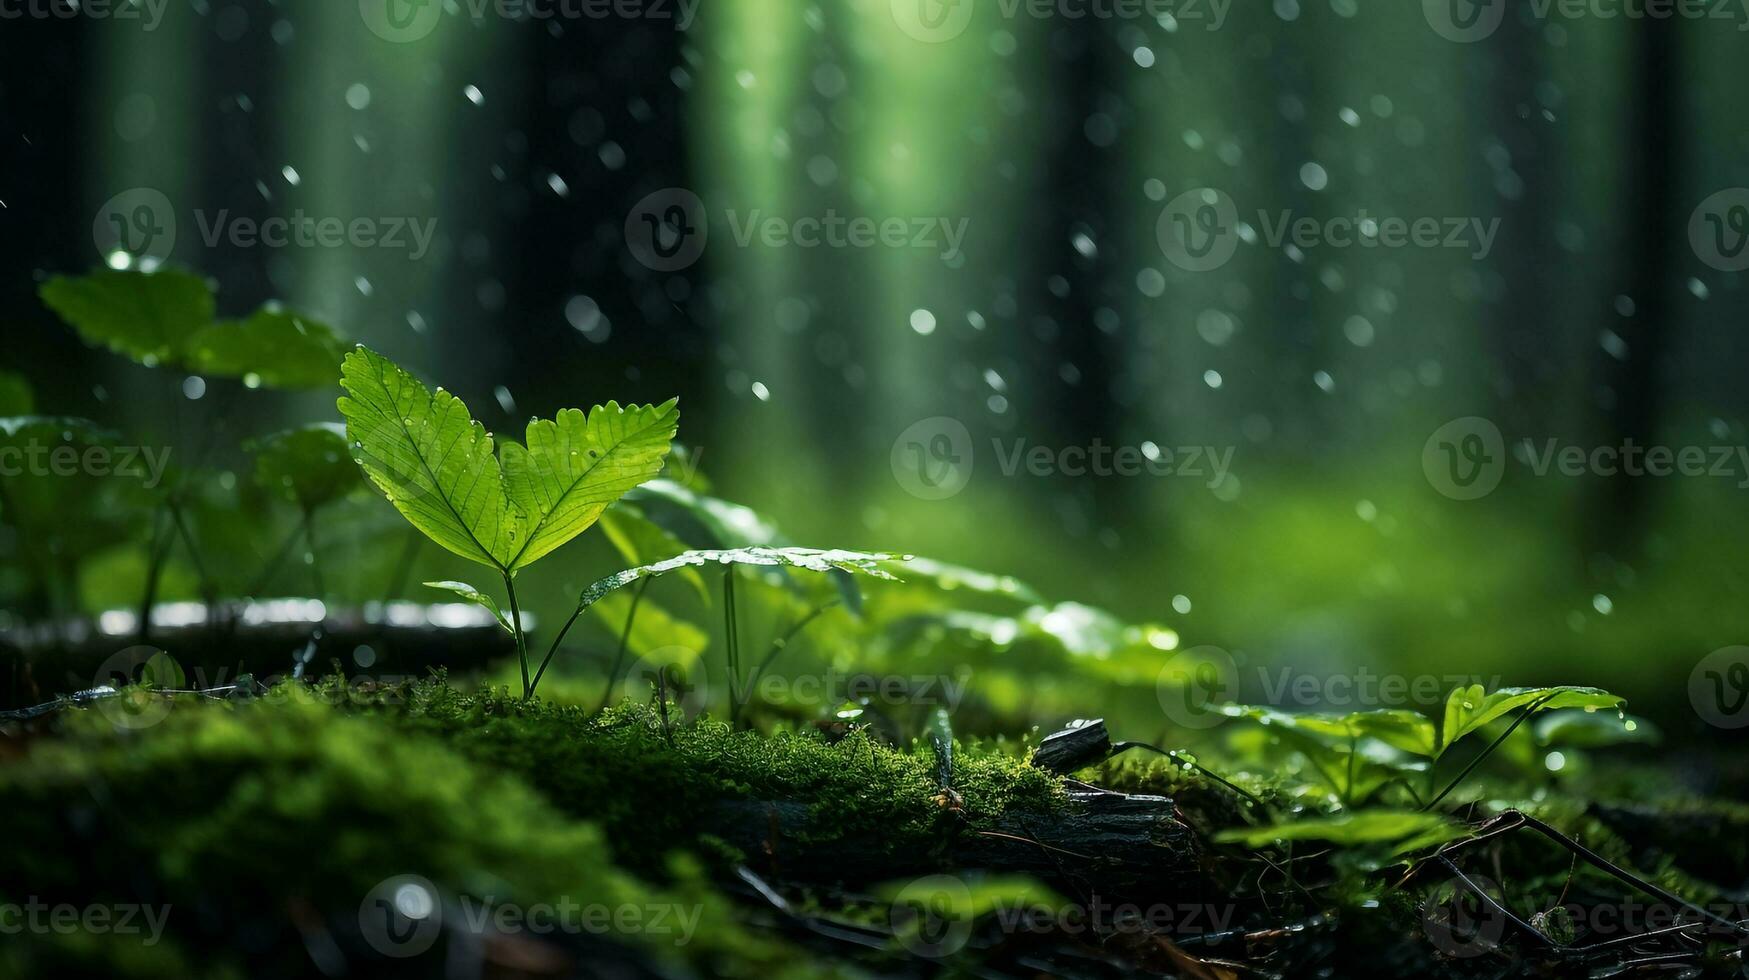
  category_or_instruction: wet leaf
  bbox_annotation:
[1215,810,1464,852]
[1439,685,1624,755]
[339,346,522,570]
[39,267,213,365]
[249,423,364,512]
[498,399,679,570]
[184,306,346,389]
[0,372,34,416]
[424,581,515,635]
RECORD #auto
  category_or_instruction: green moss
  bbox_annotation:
[366,678,1067,869]
[0,688,817,979]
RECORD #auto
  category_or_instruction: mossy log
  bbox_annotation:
[707,784,1202,901]
[0,600,519,708]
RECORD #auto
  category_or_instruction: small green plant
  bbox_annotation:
[1220,685,1629,811]
[244,424,366,597]
[22,266,350,630]
[337,346,680,698]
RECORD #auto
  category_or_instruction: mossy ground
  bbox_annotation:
[0,677,1064,978]
[3,677,1744,978]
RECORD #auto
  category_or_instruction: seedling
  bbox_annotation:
[337,345,680,698]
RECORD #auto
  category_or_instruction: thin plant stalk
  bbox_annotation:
[247,523,307,598]
[735,600,838,726]
[722,569,741,725]
[596,577,651,712]
[501,570,530,698]
[1422,695,1555,811]
[136,505,175,644]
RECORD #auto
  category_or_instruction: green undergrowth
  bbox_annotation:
[351,675,1066,871]
[0,688,828,979]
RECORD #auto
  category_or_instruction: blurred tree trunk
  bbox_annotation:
[1587,20,1678,557]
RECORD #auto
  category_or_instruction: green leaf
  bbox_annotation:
[499,399,679,570]
[184,306,346,389]
[599,504,708,603]
[338,346,522,570]
[1219,705,1431,803]
[1215,810,1464,852]
[1347,710,1439,758]
[1439,685,1624,755]
[1534,709,1659,749]
[248,423,364,513]
[0,417,154,566]
[424,581,515,635]
[876,555,1043,605]
[625,479,785,550]
[574,548,903,616]
[39,267,214,366]
[0,372,34,416]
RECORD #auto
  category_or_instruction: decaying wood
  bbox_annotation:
[0,600,519,708]
[707,784,1203,902]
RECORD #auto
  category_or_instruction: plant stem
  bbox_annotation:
[247,523,306,598]
[596,578,651,712]
[137,504,175,645]
[737,601,838,726]
[381,526,423,604]
[723,569,741,726]
[167,496,216,608]
[501,570,530,699]
[1422,695,1554,811]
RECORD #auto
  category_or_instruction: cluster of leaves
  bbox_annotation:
[38,267,345,387]
[1,268,370,618]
